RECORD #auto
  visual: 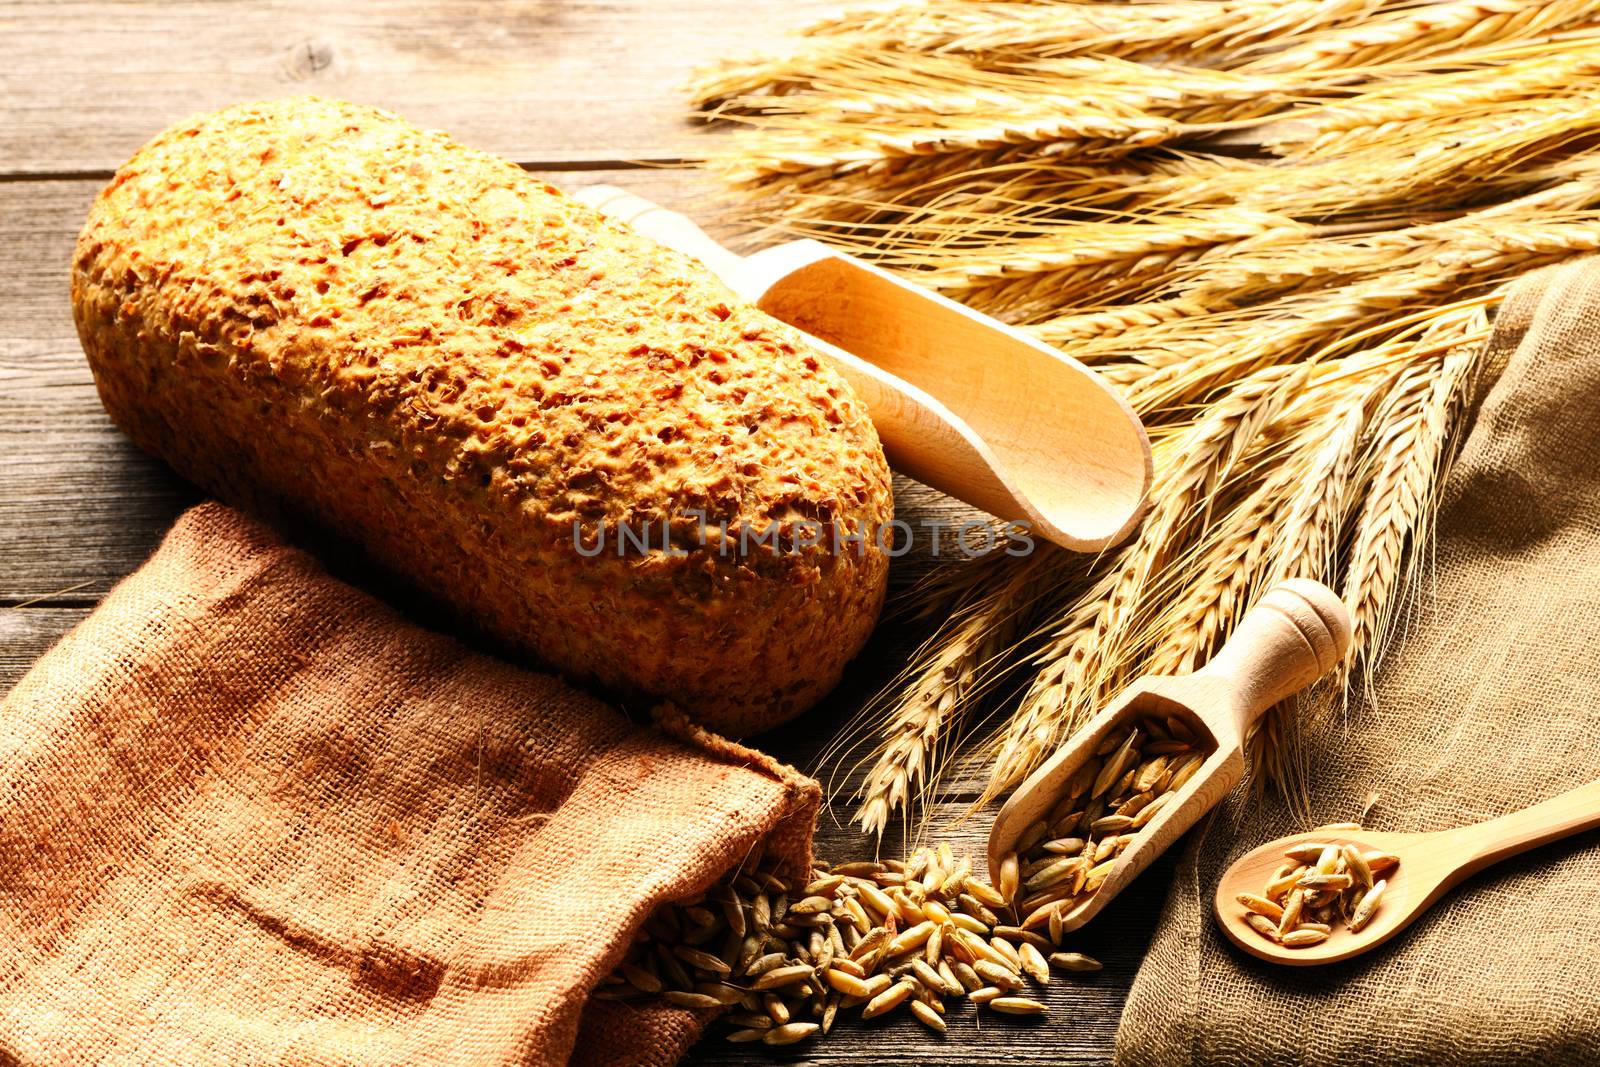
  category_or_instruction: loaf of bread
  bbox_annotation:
[72,97,893,734]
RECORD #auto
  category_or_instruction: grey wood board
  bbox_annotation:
[0,0,831,176]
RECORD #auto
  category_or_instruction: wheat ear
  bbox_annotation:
[852,549,1069,838]
[985,364,1309,800]
[1341,306,1491,686]
[1266,45,1600,156]
[1246,0,1600,74]
[913,211,1304,321]
[805,0,1385,62]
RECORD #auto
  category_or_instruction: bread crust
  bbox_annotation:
[72,97,892,733]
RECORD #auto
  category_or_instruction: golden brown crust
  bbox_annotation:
[72,97,892,733]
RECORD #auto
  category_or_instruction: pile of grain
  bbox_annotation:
[599,842,1103,1046]
[1234,831,1397,947]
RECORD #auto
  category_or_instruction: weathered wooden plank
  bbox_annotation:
[0,608,84,679]
[0,0,825,176]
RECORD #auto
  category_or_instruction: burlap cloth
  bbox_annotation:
[0,503,820,1066]
[1118,259,1600,1065]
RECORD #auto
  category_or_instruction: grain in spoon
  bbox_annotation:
[1217,777,1600,965]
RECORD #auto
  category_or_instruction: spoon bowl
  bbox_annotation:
[987,579,1352,933]
[1216,830,1415,966]
[1217,777,1600,965]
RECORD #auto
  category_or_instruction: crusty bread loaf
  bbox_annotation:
[72,97,892,734]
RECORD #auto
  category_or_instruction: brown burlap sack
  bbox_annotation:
[0,503,820,1067]
[1117,259,1600,1065]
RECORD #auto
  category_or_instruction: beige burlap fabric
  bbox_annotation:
[0,503,820,1066]
[1117,259,1600,1065]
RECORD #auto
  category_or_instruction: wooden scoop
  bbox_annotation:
[574,185,1152,553]
[1217,778,1600,966]
[986,579,1351,933]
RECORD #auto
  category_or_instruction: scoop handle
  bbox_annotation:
[572,185,752,293]
[1198,579,1351,732]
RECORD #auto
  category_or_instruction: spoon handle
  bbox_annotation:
[1458,778,1600,871]
[1198,579,1352,736]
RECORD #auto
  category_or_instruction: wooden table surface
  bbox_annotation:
[0,3,1172,1063]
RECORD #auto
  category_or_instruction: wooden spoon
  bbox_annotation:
[1217,779,1600,966]
[573,185,1152,554]
[986,579,1351,933]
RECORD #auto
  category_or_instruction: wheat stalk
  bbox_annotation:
[1244,0,1600,74]
[989,303,1502,801]
[804,0,1390,63]
[710,52,1303,118]
[719,153,1155,240]
[907,211,1305,320]
[982,574,1118,804]
[1026,297,1226,346]
[1264,45,1600,156]
[710,110,1179,185]
[1098,92,1600,220]
[1186,196,1600,302]
[1341,306,1490,685]
[1138,480,1283,679]
[985,364,1310,800]
[1124,253,1534,414]
[691,0,1600,828]
[848,548,1073,839]
[1268,397,1370,587]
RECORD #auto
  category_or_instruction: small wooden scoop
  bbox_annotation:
[574,185,1152,553]
[1217,778,1600,966]
[987,579,1351,933]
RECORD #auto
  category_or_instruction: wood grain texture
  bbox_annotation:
[0,0,830,176]
[0,4,1174,1060]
